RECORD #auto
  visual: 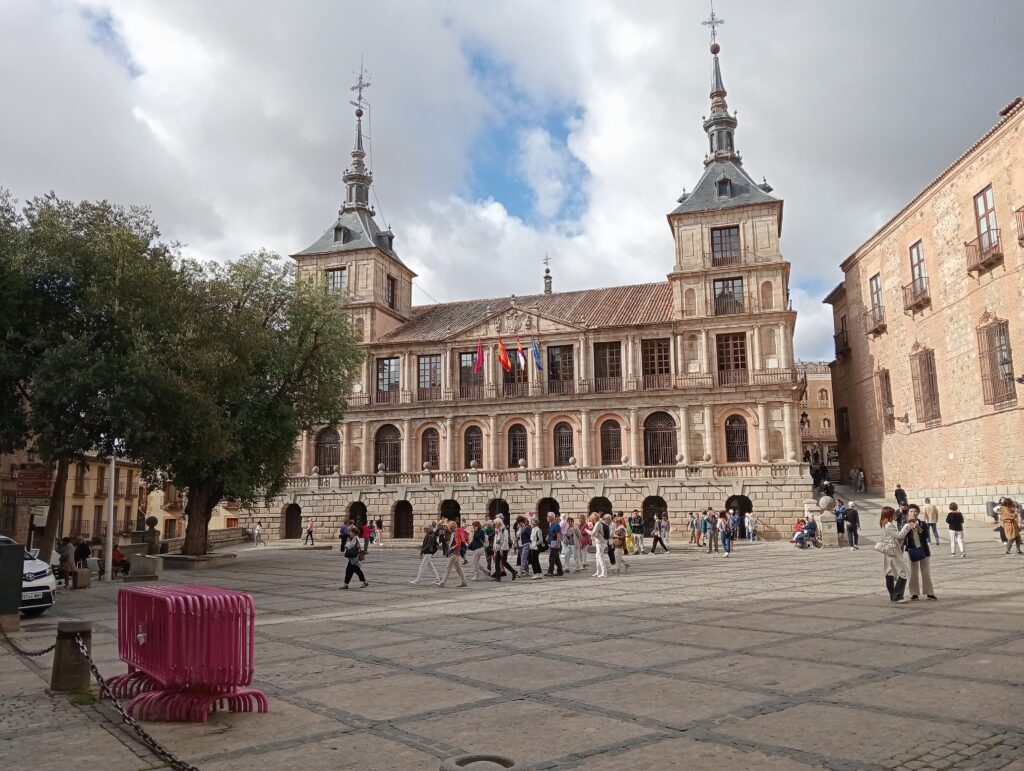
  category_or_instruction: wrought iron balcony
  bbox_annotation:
[713,294,749,316]
[593,376,623,393]
[416,386,441,403]
[834,330,850,357]
[546,379,576,396]
[902,277,931,313]
[866,305,887,336]
[966,229,1003,273]
[717,368,750,387]
[640,373,673,391]
[751,368,799,385]
[704,247,748,268]
[501,382,529,399]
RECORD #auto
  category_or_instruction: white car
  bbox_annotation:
[0,536,57,616]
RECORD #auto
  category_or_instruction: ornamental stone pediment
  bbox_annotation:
[450,305,584,341]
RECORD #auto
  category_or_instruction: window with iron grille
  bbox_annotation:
[553,422,574,466]
[874,368,895,433]
[69,504,83,534]
[909,348,941,423]
[463,426,483,468]
[711,226,740,262]
[325,267,348,294]
[640,339,671,388]
[93,505,102,537]
[125,470,134,498]
[643,411,677,466]
[836,407,851,440]
[459,352,482,397]
[507,424,528,467]
[315,427,340,472]
[547,345,574,394]
[593,342,622,391]
[374,424,401,472]
[96,465,106,497]
[418,354,442,400]
[421,428,440,470]
[977,318,1016,405]
[385,275,397,308]
[724,415,750,462]
[713,277,744,314]
[0,492,15,533]
[599,420,621,466]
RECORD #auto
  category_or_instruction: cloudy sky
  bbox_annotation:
[2,0,1022,360]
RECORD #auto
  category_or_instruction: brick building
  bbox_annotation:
[245,38,811,541]
[795,362,839,475]
[825,98,1023,515]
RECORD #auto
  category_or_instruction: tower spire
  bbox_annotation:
[341,61,374,214]
[701,3,740,166]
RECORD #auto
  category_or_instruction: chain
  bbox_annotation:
[0,626,57,657]
[73,634,200,771]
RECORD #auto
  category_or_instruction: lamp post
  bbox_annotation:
[103,455,115,581]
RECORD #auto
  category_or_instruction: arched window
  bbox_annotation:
[553,422,574,466]
[760,280,774,310]
[725,415,750,462]
[818,388,829,405]
[374,424,401,472]
[643,411,677,466]
[599,420,622,466]
[507,424,528,468]
[684,288,697,317]
[684,334,700,372]
[421,428,439,470]
[822,418,832,431]
[314,427,339,472]
[463,425,483,468]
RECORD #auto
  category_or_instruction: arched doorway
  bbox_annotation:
[374,424,401,472]
[644,411,677,466]
[642,496,666,536]
[348,501,368,529]
[726,494,754,539]
[487,498,510,526]
[537,497,560,537]
[725,415,750,462]
[284,503,302,539]
[588,496,613,516]
[440,499,461,524]
[393,500,414,539]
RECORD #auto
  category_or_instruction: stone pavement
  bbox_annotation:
[2,514,1021,771]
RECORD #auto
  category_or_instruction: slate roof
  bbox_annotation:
[374,281,674,345]
[293,208,409,269]
[672,159,779,216]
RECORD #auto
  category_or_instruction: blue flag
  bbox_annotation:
[532,338,544,371]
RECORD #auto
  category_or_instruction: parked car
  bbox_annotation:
[0,535,57,616]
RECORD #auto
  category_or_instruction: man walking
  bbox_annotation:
[410,526,440,584]
[705,510,719,553]
[630,510,645,554]
[844,502,860,549]
[921,498,940,544]
[894,483,908,507]
[745,511,758,542]
[545,513,564,576]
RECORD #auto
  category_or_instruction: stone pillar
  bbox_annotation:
[701,329,710,372]
[362,421,372,473]
[579,409,591,467]
[703,404,714,462]
[779,323,789,368]
[678,405,689,463]
[402,418,412,472]
[783,402,795,461]
[669,333,677,377]
[484,345,494,393]
[340,423,350,474]
[757,402,769,463]
[577,334,587,382]
[488,414,498,469]
[299,430,308,475]
[442,347,451,393]
[625,336,634,381]
[50,620,92,692]
[629,408,640,465]
[533,412,543,468]
[444,416,454,471]
[751,327,762,370]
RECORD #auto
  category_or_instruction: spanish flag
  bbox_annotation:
[496,338,512,372]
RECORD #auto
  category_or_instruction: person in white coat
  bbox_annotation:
[589,512,609,578]
[490,520,517,581]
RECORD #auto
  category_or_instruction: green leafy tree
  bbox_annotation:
[125,252,362,556]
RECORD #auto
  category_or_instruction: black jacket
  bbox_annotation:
[904,523,931,557]
[844,508,860,529]
[945,512,964,532]
[420,533,437,556]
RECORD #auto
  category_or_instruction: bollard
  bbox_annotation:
[50,619,92,692]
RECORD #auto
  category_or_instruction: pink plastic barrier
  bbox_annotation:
[107,584,267,722]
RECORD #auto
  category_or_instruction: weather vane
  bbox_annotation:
[350,56,371,109]
[543,254,551,268]
[702,1,724,45]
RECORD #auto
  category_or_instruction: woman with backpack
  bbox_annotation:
[409,525,440,585]
[341,535,368,589]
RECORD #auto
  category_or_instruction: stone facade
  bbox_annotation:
[241,39,813,540]
[795,362,839,471]
[825,98,1024,517]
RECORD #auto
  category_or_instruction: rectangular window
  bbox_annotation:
[93,505,103,538]
[114,468,122,498]
[459,351,482,399]
[713,277,744,315]
[869,273,882,310]
[547,345,575,395]
[74,464,87,495]
[715,333,748,386]
[974,185,998,247]
[385,275,396,309]
[502,354,528,398]
[0,492,15,533]
[70,505,83,535]
[640,338,671,389]
[417,354,442,402]
[978,319,1016,405]
[836,406,851,441]
[593,341,622,392]
[909,241,926,286]
[125,470,134,498]
[710,226,741,265]
[95,466,106,497]
[325,267,348,294]
[375,357,400,404]
[910,348,941,423]
[874,368,895,433]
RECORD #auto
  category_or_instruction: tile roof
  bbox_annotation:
[293,208,410,269]
[373,281,674,345]
[672,159,780,217]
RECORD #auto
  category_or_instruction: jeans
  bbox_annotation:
[721,533,731,553]
[747,526,756,542]
[304,530,315,545]
[492,550,516,580]
[254,533,263,545]
[592,545,608,577]
[518,544,531,573]
[547,547,563,575]
[927,523,940,543]
[846,525,859,547]
[344,562,365,585]
[412,554,439,583]
[363,537,370,553]
[634,534,645,553]
[949,530,965,556]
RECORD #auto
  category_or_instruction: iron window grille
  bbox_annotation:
[724,415,750,462]
[374,424,401,472]
[315,427,340,472]
[977,318,1016,405]
[909,348,941,423]
[507,424,528,467]
[463,426,483,468]
[643,412,677,466]
[599,420,622,466]
[421,428,440,470]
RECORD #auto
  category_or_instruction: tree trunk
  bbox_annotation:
[37,458,69,563]
[181,480,223,556]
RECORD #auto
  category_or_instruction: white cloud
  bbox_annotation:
[516,127,571,219]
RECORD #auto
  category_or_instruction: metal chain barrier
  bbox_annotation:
[72,634,200,771]
[0,626,57,657]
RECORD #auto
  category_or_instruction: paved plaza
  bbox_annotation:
[2,511,1022,771]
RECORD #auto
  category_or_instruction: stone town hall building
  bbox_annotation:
[247,40,811,541]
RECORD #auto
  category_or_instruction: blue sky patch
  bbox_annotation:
[80,7,142,78]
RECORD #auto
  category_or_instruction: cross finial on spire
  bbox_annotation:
[350,56,371,108]
[702,1,724,45]
[543,253,551,269]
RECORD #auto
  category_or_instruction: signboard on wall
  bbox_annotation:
[16,464,52,507]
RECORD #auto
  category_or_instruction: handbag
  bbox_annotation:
[873,539,896,557]
[906,545,927,562]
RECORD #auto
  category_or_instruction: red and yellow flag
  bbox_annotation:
[496,338,512,372]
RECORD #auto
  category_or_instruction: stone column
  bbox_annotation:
[340,423,350,474]
[579,409,591,467]
[577,334,587,382]
[533,412,543,468]
[751,327,762,370]
[402,418,412,472]
[625,336,634,381]
[678,406,689,463]
[488,414,498,469]
[444,416,454,471]
[441,347,451,393]
[703,404,714,463]
[669,333,677,377]
[701,329,710,372]
[629,408,640,465]
[783,402,795,462]
[299,430,308,474]
[779,322,789,368]
[757,402,769,463]
[362,420,372,473]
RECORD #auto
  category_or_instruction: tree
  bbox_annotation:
[0,192,181,560]
[124,252,362,556]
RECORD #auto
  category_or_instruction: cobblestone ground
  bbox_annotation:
[2,506,1021,770]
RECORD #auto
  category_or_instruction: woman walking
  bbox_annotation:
[341,536,368,589]
[466,520,487,580]
[903,508,937,600]
[561,516,579,572]
[877,506,911,603]
[651,515,670,554]
[490,519,517,581]
[999,498,1022,555]
[437,522,468,588]
[946,503,965,558]
[304,519,316,545]
[579,515,592,570]
[844,504,860,549]
[612,516,631,574]
[718,511,732,558]
[527,516,545,579]
[516,516,532,577]
[410,526,440,584]
[589,513,609,578]
[253,521,264,546]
